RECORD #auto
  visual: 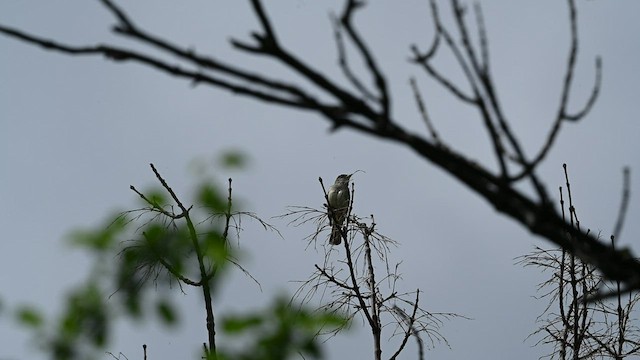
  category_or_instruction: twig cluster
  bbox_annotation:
[518,165,640,359]
[286,177,462,360]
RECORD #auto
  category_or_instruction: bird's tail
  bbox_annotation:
[330,225,342,245]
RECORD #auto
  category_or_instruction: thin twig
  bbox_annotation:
[339,0,391,121]
[409,77,441,144]
[331,15,377,103]
[612,167,631,241]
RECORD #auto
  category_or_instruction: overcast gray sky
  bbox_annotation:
[2,1,640,359]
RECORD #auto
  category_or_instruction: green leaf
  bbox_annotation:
[59,283,109,346]
[16,306,43,328]
[219,297,348,360]
[145,189,167,207]
[69,214,127,251]
[197,183,227,212]
[222,315,263,333]
[219,150,248,169]
[156,299,178,325]
[203,231,229,267]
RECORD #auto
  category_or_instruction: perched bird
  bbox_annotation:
[327,174,352,245]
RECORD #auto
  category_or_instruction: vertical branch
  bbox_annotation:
[449,0,509,177]
[363,227,382,360]
[612,235,625,357]
[336,183,379,354]
[410,77,441,144]
[222,178,233,243]
[558,0,579,121]
[451,0,483,82]
[248,0,277,43]
[339,0,391,120]
[612,167,631,241]
[578,260,589,355]
[334,181,376,337]
[331,15,377,103]
[473,3,489,74]
[558,186,568,359]
[563,164,582,359]
[595,230,640,358]
[389,291,423,360]
[569,249,580,359]
[149,163,217,356]
[341,231,376,331]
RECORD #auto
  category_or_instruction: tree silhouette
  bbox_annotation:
[0,0,635,291]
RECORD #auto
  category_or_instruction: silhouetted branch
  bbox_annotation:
[510,0,602,181]
[148,164,217,355]
[339,0,391,120]
[389,290,422,360]
[409,77,441,145]
[473,3,489,74]
[332,15,378,103]
[612,167,631,241]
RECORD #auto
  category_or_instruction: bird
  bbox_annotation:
[327,174,352,245]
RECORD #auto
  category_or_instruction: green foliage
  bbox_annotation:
[116,223,191,303]
[222,314,264,334]
[216,297,348,360]
[202,230,229,267]
[219,150,248,169]
[198,183,228,213]
[155,298,178,325]
[143,189,168,208]
[39,282,112,360]
[15,305,43,328]
[60,284,108,346]
[69,214,128,252]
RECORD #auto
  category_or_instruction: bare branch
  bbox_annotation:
[510,0,602,181]
[248,0,278,44]
[409,1,475,104]
[563,57,602,121]
[100,0,135,30]
[612,167,631,242]
[339,0,391,120]
[451,0,484,81]
[409,77,441,144]
[331,14,378,103]
[389,290,422,360]
[473,3,489,74]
